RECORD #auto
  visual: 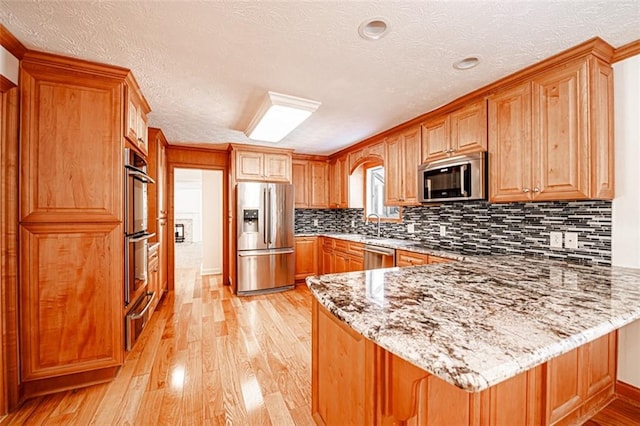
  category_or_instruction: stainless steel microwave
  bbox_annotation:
[418,152,486,203]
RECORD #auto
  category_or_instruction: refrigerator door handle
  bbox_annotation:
[267,187,273,245]
[263,188,268,245]
[238,249,294,257]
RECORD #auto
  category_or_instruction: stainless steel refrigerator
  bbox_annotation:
[236,182,295,295]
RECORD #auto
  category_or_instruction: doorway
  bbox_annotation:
[173,168,224,287]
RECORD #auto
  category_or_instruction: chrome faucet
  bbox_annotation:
[365,213,381,237]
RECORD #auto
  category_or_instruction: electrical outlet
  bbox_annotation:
[351,220,355,228]
[550,231,563,248]
[313,219,318,227]
[439,225,446,237]
[407,224,415,233]
[565,232,578,249]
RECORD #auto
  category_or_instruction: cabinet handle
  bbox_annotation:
[522,188,530,193]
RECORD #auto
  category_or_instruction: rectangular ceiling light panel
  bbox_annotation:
[245,91,321,143]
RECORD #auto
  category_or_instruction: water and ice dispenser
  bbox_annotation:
[242,209,259,233]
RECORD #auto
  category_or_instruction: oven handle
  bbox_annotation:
[129,292,155,320]
[128,232,155,243]
[126,166,156,184]
[363,245,395,256]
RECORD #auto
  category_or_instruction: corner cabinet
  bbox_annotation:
[329,156,349,208]
[232,146,292,182]
[18,51,131,396]
[489,55,614,202]
[292,157,329,209]
[385,125,421,206]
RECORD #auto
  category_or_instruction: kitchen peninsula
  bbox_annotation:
[307,256,640,425]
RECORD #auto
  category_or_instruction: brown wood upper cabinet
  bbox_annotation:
[421,100,487,164]
[489,56,614,202]
[233,147,292,182]
[348,139,385,172]
[385,125,421,206]
[329,155,349,208]
[292,158,329,208]
[125,76,151,155]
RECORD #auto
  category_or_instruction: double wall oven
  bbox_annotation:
[124,148,155,351]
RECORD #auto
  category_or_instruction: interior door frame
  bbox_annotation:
[166,146,229,291]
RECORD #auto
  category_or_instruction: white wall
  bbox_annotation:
[174,169,203,243]
[612,54,640,387]
[0,46,19,84]
[201,170,223,275]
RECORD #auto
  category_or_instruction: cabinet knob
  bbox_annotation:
[533,187,540,193]
[522,188,530,193]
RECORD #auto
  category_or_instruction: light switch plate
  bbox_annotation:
[313,219,318,227]
[550,231,563,248]
[407,224,415,233]
[351,220,355,228]
[565,232,578,249]
[439,225,446,237]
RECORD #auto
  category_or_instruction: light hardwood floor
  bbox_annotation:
[1,267,639,425]
[1,268,314,425]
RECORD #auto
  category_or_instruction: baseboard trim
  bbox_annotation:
[616,380,640,404]
[201,267,221,276]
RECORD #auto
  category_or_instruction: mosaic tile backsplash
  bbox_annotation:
[294,201,612,265]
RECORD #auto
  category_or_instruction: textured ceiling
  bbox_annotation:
[2,1,639,155]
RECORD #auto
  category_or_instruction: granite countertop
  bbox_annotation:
[296,232,467,261]
[306,255,640,392]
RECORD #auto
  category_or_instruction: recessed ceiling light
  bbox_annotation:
[358,18,389,41]
[453,56,480,70]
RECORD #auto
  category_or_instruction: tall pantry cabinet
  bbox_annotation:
[18,51,140,396]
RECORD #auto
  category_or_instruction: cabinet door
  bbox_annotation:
[236,151,264,180]
[313,301,373,425]
[137,110,148,155]
[401,126,421,205]
[384,134,402,205]
[20,223,123,380]
[20,66,124,223]
[309,161,329,208]
[329,156,348,208]
[421,115,450,163]
[322,248,333,274]
[158,142,167,217]
[450,100,487,155]
[292,160,309,208]
[545,347,585,424]
[263,152,291,182]
[334,254,349,273]
[584,333,616,398]
[294,237,318,279]
[127,95,139,144]
[532,60,589,200]
[488,82,533,203]
[348,255,364,272]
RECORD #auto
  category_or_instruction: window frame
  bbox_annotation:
[363,163,402,223]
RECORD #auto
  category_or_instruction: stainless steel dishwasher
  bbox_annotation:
[363,245,395,269]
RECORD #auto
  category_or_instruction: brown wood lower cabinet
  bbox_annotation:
[320,237,364,274]
[294,236,318,280]
[312,299,617,425]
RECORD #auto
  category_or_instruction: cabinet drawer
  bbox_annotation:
[348,242,364,257]
[429,256,452,264]
[334,239,349,253]
[396,250,430,266]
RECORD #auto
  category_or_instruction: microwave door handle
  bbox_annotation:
[460,165,467,196]
[426,178,431,199]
